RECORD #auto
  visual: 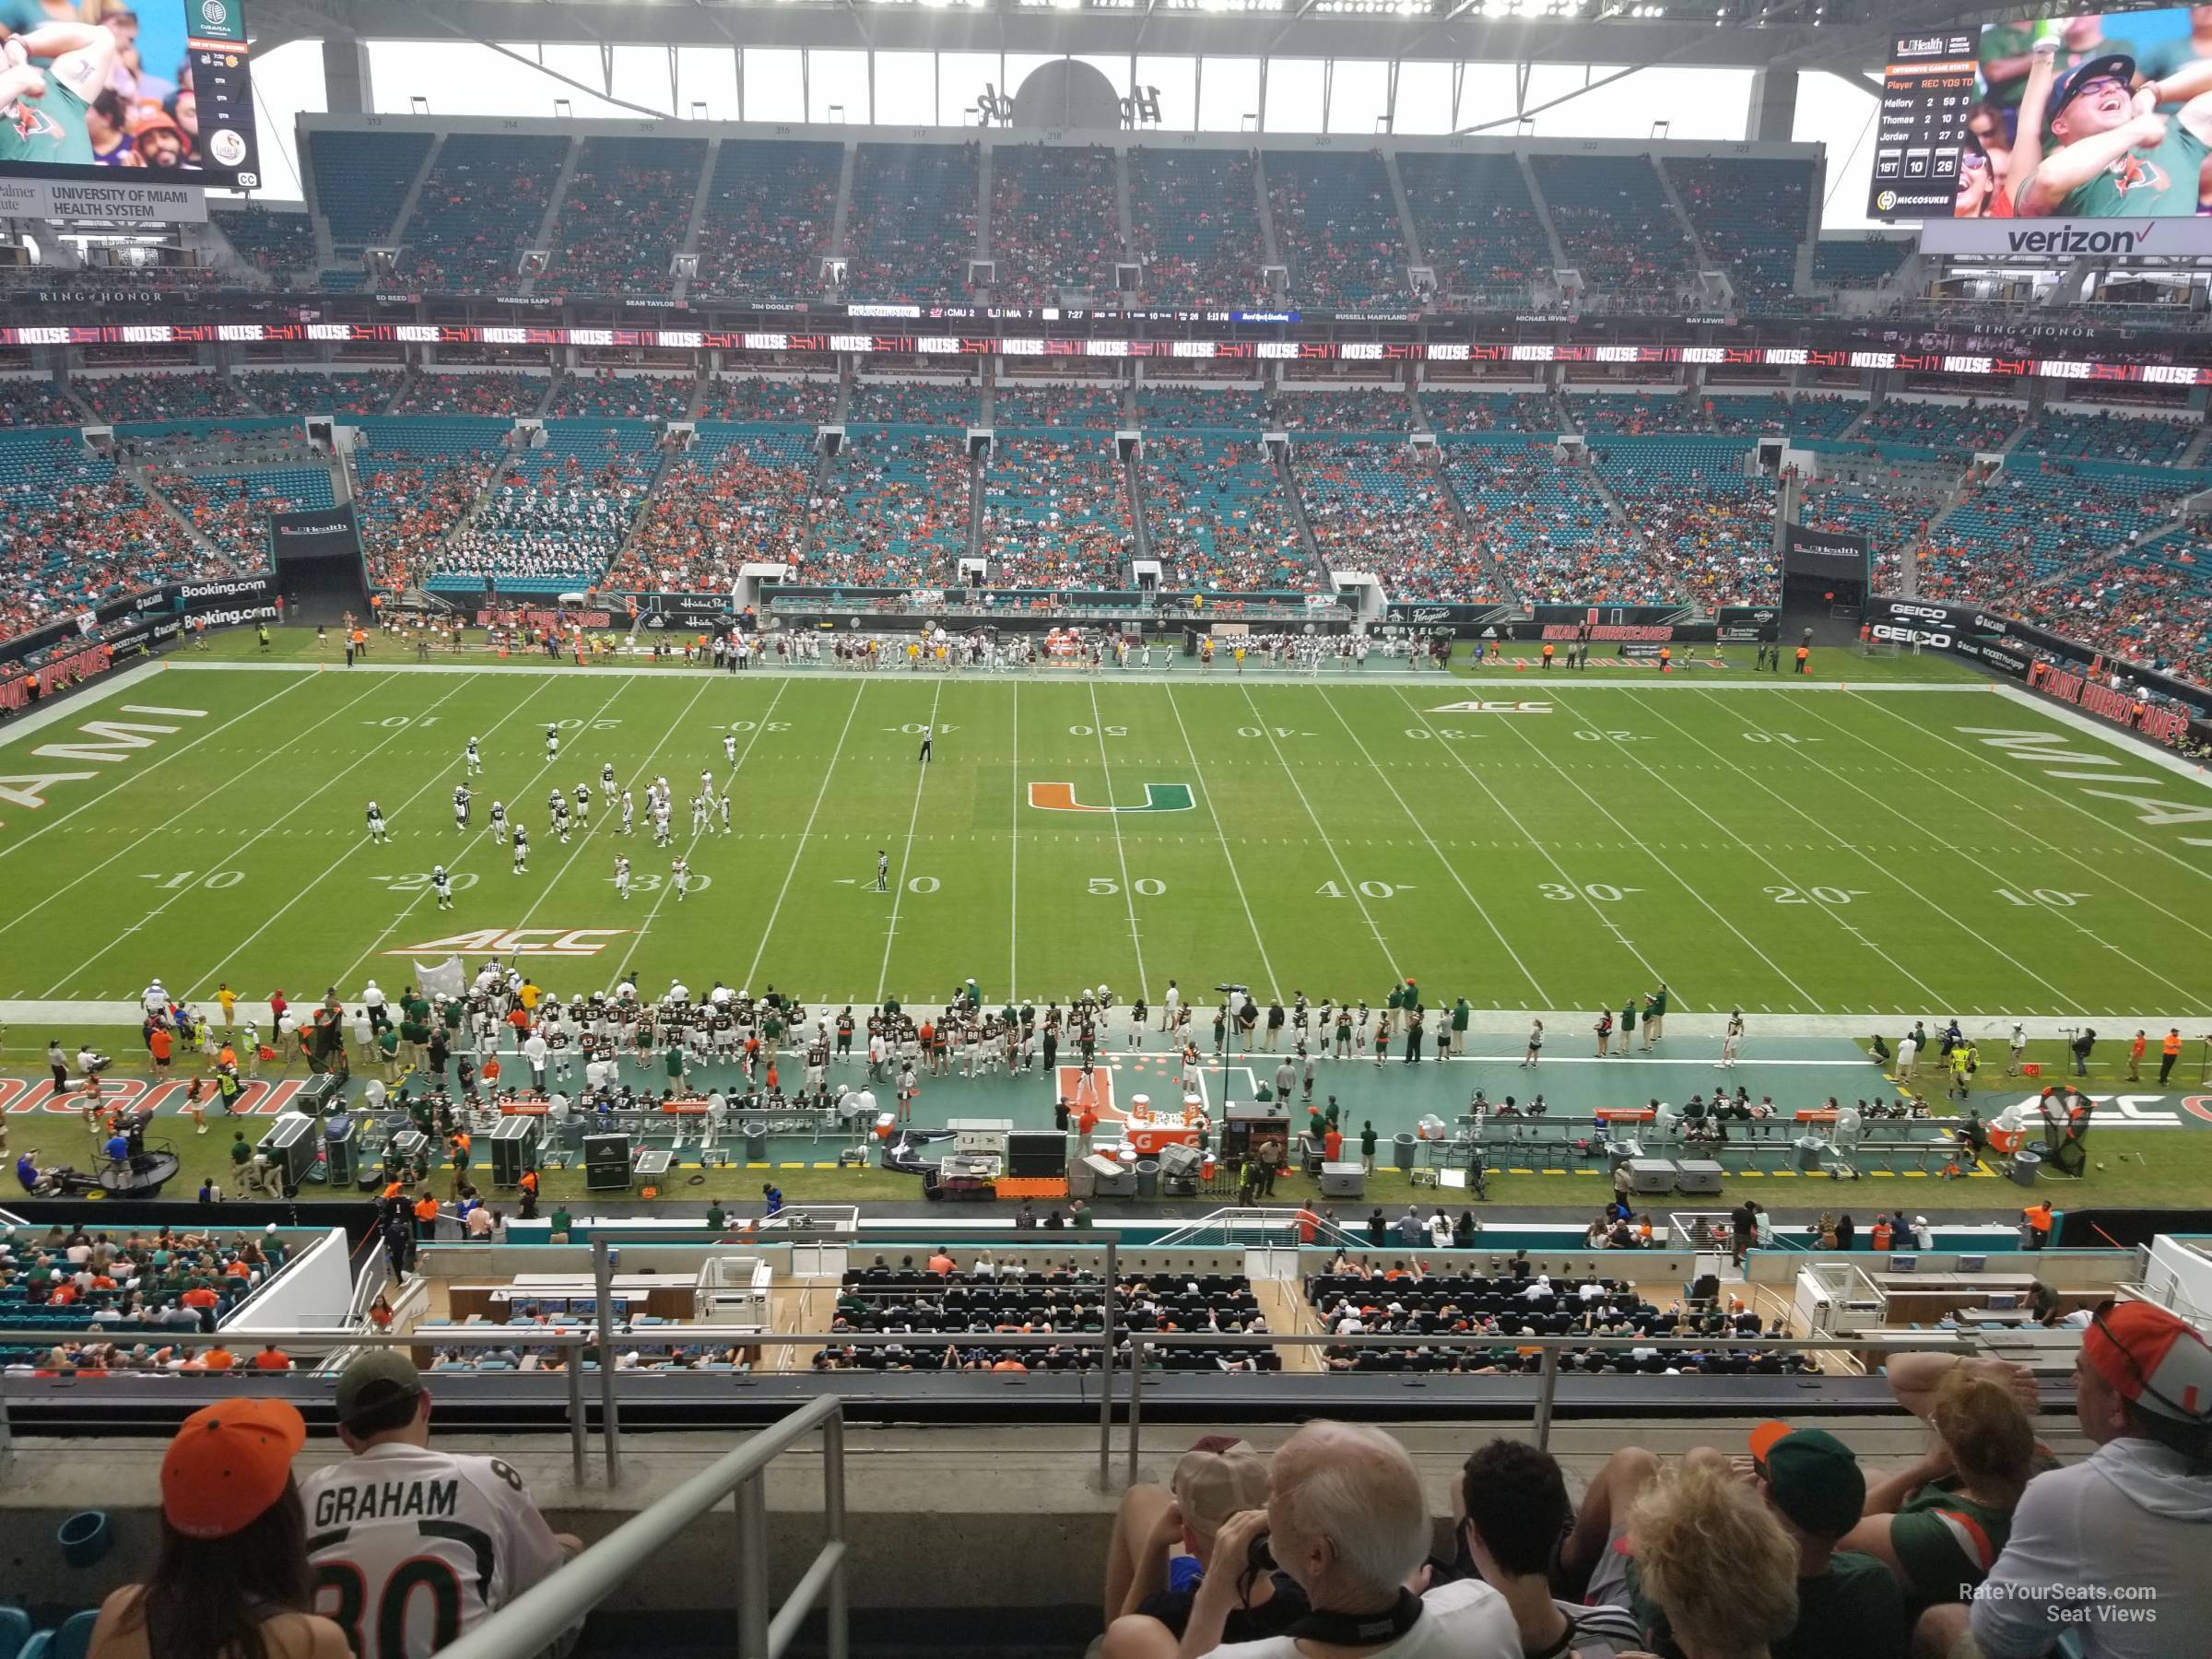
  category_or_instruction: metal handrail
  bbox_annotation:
[437,1396,846,1659]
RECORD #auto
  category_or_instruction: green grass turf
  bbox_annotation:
[2,653,2208,1020]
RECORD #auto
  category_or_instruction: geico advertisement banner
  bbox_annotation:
[1917,218,2212,258]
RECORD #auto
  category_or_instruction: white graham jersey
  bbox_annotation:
[304,1442,569,1659]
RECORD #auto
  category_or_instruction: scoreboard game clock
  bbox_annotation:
[1871,30,1978,219]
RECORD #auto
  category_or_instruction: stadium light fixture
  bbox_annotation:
[408,95,429,114]
[553,98,572,118]
[690,100,708,119]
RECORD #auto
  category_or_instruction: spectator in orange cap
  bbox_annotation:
[86,1397,348,1659]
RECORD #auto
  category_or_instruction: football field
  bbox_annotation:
[3,656,2208,1023]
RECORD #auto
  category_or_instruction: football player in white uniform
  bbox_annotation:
[465,735,482,775]
[511,825,529,874]
[672,855,690,902]
[619,788,635,836]
[431,866,453,911]
[544,724,560,763]
[452,782,471,831]
[304,1354,579,1659]
[365,801,388,843]
[488,800,509,842]
[614,855,631,900]
[722,732,737,765]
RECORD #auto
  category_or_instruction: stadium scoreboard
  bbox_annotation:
[1871,30,1978,219]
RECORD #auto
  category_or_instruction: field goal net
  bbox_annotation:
[1852,632,1903,659]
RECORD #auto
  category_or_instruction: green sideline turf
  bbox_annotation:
[1,656,2207,1019]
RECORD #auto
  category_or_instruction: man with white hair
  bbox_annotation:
[1181,1420,1517,1656]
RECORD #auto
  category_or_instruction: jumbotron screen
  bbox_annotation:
[0,0,260,189]
[1873,8,2212,223]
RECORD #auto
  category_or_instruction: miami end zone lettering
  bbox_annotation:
[0,703,208,808]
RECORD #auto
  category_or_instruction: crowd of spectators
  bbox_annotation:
[547,371,693,421]
[393,372,549,418]
[1924,459,2201,601]
[1667,156,1813,313]
[1597,443,1778,606]
[241,371,400,417]
[849,380,978,427]
[982,435,1135,590]
[692,138,843,300]
[0,432,208,646]
[433,426,658,590]
[1706,393,1861,439]
[76,371,262,425]
[1442,440,1624,604]
[989,145,1123,304]
[350,419,508,593]
[842,143,981,304]
[0,376,81,428]
[1297,440,1479,591]
[1141,436,1315,594]
[1273,388,1412,434]
[1570,393,1710,436]
[1532,154,1697,300]
[1266,151,1408,307]
[151,466,335,569]
[1857,398,2022,454]
[398,134,569,293]
[1135,384,1271,429]
[1418,390,1559,435]
[2030,534,2212,685]
[2015,407,2198,465]
[607,428,818,593]
[1128,147,1267,309]
[697,376,838,425]
[801,430,971,588]
[0,1222,291,1371]
[536,137,705,299]
[210,206,318,279]
[1398,151,1552,300]
[994,382,1125,429]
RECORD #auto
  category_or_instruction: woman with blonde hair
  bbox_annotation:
[1623,1460,1799,1659]
[1840,1354,2040,1610]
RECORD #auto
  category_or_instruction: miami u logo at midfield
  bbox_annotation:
[1028,782,1195,814]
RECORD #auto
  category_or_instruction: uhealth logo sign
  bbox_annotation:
[1028,782,1196,814]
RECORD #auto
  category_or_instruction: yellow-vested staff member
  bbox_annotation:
[2016,53,2212,218]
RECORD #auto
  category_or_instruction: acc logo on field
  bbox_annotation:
[1427,700,1552,714]
[1028,782,1195,814]
[390,927,628,958]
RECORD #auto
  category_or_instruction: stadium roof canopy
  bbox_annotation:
[244,0,2053,78]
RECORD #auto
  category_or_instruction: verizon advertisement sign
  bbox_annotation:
[1917,218,2212,259]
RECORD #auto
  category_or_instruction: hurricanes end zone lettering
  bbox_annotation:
[1029,782,1195,814]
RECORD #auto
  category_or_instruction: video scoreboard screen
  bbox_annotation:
[1870,31,1979,219]
[1870,6,2212,223]
[0,0,261,191]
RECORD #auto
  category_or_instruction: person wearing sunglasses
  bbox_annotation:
[1920,1299,2212,1658]
[2015,51,2212,218]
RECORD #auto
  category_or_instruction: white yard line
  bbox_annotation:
[0,669,305,864]
[1236,684,1398,981]
[1087,679,1149,1004]
[1701,690,2211,1017]
[65,675,487,1000]
[324,676,631,995]
[1319,686,1549,1007]
[1547,688,1957,1011]
[1845,688,2212,899]
[1164,684,1279,1003]
[0,677,391,947]
[876,682,947,1005]
[744,682,869,993]
[600,677,790,992]
[1639,691,2094,1015]
[1457,689,1825,1009]
[1390,687,1685,1003]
